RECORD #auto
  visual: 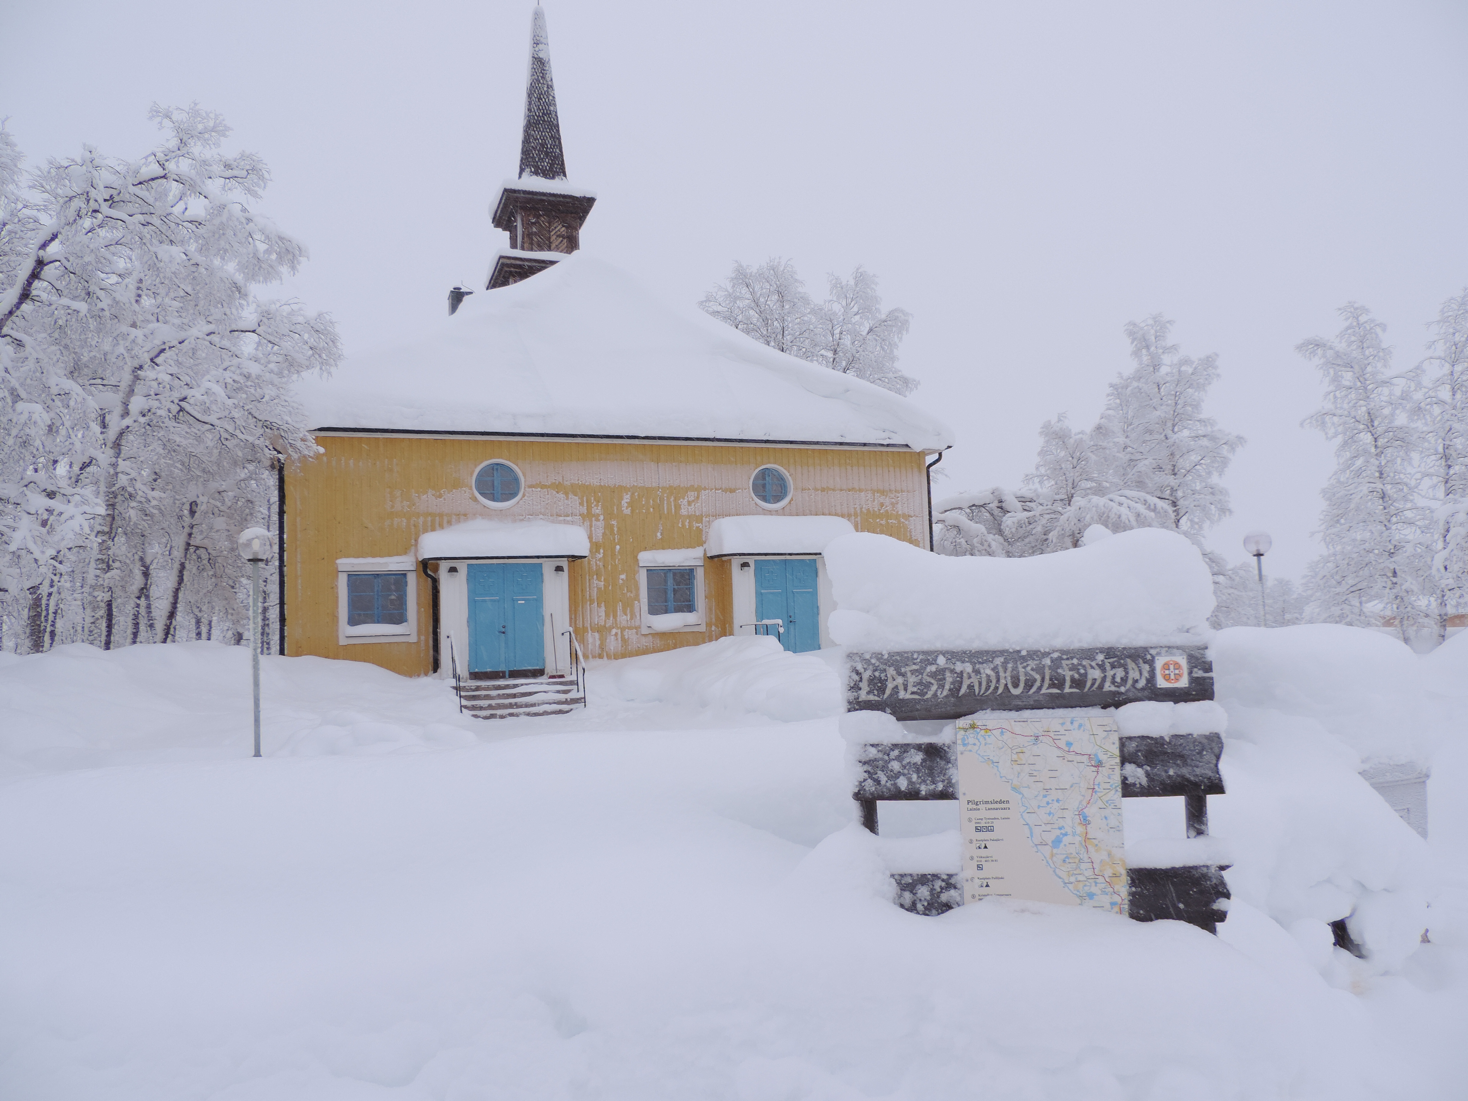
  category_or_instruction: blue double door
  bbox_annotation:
[468,563,545,677]
[754,558,820,653]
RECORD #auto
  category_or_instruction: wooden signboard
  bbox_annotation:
[846,643,1230,931]
[846,645,1212,722]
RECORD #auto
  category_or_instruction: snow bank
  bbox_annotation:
[825,528,1215,649]
[417,517,589,561]
[1205,625,1464,973]
[1212,624,1466,768]
[1,638,1465,1097]
[295,252,953,450]
[591,636,841,722]
[704,514,854,558]
[1212,704,1434,974]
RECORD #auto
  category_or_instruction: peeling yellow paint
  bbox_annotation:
[285,435,929,675]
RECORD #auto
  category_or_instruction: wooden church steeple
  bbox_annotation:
[486,5,596,291]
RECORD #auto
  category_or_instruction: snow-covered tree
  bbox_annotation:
[936,319,1239,561]
[700,258,918,395]
[1210,561,1308,628]
[1421,290,1468,640]
[696,258,814,357]
[1099,316,1244,537]
[1299,304,1428,638]
[932,487,1036,558]
[808,267,916,396]
[0,106,339,652]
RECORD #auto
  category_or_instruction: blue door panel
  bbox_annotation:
[753,558,821,653]
[468,563,544,674]
[787,558,819,653]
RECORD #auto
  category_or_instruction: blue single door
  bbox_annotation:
[468,563,545,676]
[754,558,820,653]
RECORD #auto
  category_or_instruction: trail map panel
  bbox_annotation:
[957,714,1126,914]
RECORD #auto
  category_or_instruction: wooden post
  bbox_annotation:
[1185,793,1209,838]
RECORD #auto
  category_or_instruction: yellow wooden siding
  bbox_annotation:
[286,436,930,675]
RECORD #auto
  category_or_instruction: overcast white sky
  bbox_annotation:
[5,0,1467,577]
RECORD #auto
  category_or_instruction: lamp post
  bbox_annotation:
[237,527,273,757]
[1242,531,1271,628]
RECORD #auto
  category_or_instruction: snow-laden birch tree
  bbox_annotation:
[0,106,339,652]
[700,258,918,395]
[936,318,1239,559]
[1099,316,1243,537]
[1299,304,1428,637]
[808,267,917,396]
[1421,290,1468,640]
[696,258,815,357]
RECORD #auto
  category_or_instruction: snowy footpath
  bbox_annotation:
[1,630,1465,1100]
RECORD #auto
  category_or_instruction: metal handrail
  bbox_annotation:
[446,634,463,714]
[561,628,588,707]
[741,619,785,637]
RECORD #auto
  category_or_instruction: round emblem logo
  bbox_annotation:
[1158,658,1186,686]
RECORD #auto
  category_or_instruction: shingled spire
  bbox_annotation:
[484,4,597,291]
[519,5,567,181]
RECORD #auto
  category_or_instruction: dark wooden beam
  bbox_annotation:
[847,646,1213,721]
[1125,865,1231,933]
[1119,732,1225,799]
[853,742,958,802]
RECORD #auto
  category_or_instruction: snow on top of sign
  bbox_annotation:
[416,518,589,561]
[824,528,1215,649]
[294,253,952,450]
[704,515,856,558]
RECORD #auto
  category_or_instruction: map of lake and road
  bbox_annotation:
[956,714,1127,913]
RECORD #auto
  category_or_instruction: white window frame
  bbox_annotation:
[749,464,794,511]
[637,549,706,634]
[471,459,526,510]
[337,556,419,645]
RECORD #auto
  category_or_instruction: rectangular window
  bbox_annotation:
[347,573,408,626]
[646,568,696,616]
[336,556,418,644]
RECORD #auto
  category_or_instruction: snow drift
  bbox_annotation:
[0,632,1464,1099]
[825,528,1215,649]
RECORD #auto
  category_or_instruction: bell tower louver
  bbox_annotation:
[486,5,596,291]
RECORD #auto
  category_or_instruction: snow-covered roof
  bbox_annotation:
[705,515,856,558]
[417,519,590,561]
[295,253,953,451]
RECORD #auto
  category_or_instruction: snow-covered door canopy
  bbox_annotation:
[704,516,857,558]
[417,519,590,561]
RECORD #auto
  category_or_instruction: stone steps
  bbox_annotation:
[454,676,584,719]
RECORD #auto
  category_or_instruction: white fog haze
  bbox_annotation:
[6,0,1464,576]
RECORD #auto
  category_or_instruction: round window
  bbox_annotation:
[473,460,524,507]
[750,465,791,508]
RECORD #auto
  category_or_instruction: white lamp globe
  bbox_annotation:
[237,526,273,562]
[1242,530,1272,558]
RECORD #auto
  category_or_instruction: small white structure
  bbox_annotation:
[1360,761,1430,839]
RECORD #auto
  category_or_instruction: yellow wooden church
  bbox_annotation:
[283,7,951,712]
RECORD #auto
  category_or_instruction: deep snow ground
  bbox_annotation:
[0,637,1464,1100]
